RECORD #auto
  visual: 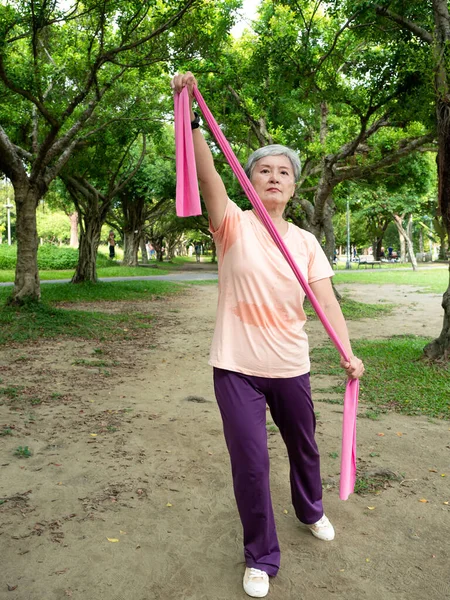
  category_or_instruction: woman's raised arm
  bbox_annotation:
[172,72,228,230]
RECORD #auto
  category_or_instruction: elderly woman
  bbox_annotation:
[172,72,364,599]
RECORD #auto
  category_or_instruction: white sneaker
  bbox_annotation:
[302,514,335,541]
[243,567,269,598]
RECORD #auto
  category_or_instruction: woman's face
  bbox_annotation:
[250,155,296,212]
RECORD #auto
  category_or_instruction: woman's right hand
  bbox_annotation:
[170,71,197,101]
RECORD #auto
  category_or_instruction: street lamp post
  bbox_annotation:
[346,199,351,269]
[5,198,13,246]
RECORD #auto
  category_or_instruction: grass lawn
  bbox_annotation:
[0,280,181,345]
[334,267,449,293]
[0,265,170,282]
[311,336,450,419]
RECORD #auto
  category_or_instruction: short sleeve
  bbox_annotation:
[209,199,242,245]
[307,235,335,283]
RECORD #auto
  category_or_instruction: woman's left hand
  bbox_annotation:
[340,355,364,379]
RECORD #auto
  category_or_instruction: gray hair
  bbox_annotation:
[244,144,301,182]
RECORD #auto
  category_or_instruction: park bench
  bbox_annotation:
[357,255,381,269]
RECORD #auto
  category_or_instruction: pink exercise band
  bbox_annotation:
[175,86,358,500]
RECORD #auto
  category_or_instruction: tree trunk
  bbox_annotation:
[322,202,336,267]
[10,185,41,303]
[374,238,381,260]
[122,230,140,266]
[423,270,450,360]
[393,214,417,270]
[69,212,79,248]
[140,238,148,264]
[71,216,102,283]
[434,216,448,259]
[407,214,413,261]
[211,238,217,263]
[167,239,177,261]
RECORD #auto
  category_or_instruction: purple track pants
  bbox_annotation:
[213,368,324,577]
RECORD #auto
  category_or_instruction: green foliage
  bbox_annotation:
[311,336,450,419]
[36,208,71,244]
[0,279,179,306]
[37,246,80,270]
[14,446,32,458]
[0,245,112,270]
[304,297,394,320]
[0,277,180,345]
[334,268,448,294]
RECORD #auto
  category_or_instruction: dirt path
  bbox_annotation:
[1,283,449,600]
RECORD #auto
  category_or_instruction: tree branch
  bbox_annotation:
[38,69,126,176]
[0,55,59,127]
[375,5,433,43]
[333,133,436,182]
[228,85,272,145]
[332,113,390,165]
[0,126,28,184]
[314,11,362,72]
[104,0,198,59]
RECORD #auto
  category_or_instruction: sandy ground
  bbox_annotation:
[1,282,449,600]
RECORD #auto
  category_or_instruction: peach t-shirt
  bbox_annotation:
[209,200,334,378]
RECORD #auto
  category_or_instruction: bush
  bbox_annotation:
[0,245,17,269]
[37,246,79,269]
[0,245,115,270]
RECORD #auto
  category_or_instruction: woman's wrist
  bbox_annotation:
[191,111,200,129]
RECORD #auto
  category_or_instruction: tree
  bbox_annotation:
[191,1,435,265]
[373,1,450,359]
[332,0,449,358]
[62,129,146,282]
[0,0,239,302]
[107,130,178,267]
[343,152,437,268]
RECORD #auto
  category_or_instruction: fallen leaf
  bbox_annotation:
[441,474,446,477]
[365,558,370,562]
[90,433,97,437]
[429,468,438,472]
[377,433,385,437]
[119,530,127,534]
[166,502,172,507]
[367,506,376,510]
[7,584,18,591]
[396,432,403,437]
[283,509,288,514]
[339,569,345,572]
[443,502,449,505]
[419,499,428,503]
[107,537,119,542]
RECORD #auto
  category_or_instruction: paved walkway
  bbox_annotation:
[0,272,219,287]
[0,263,447,288]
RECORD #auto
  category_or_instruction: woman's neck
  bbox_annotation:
[253,208,288,236]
